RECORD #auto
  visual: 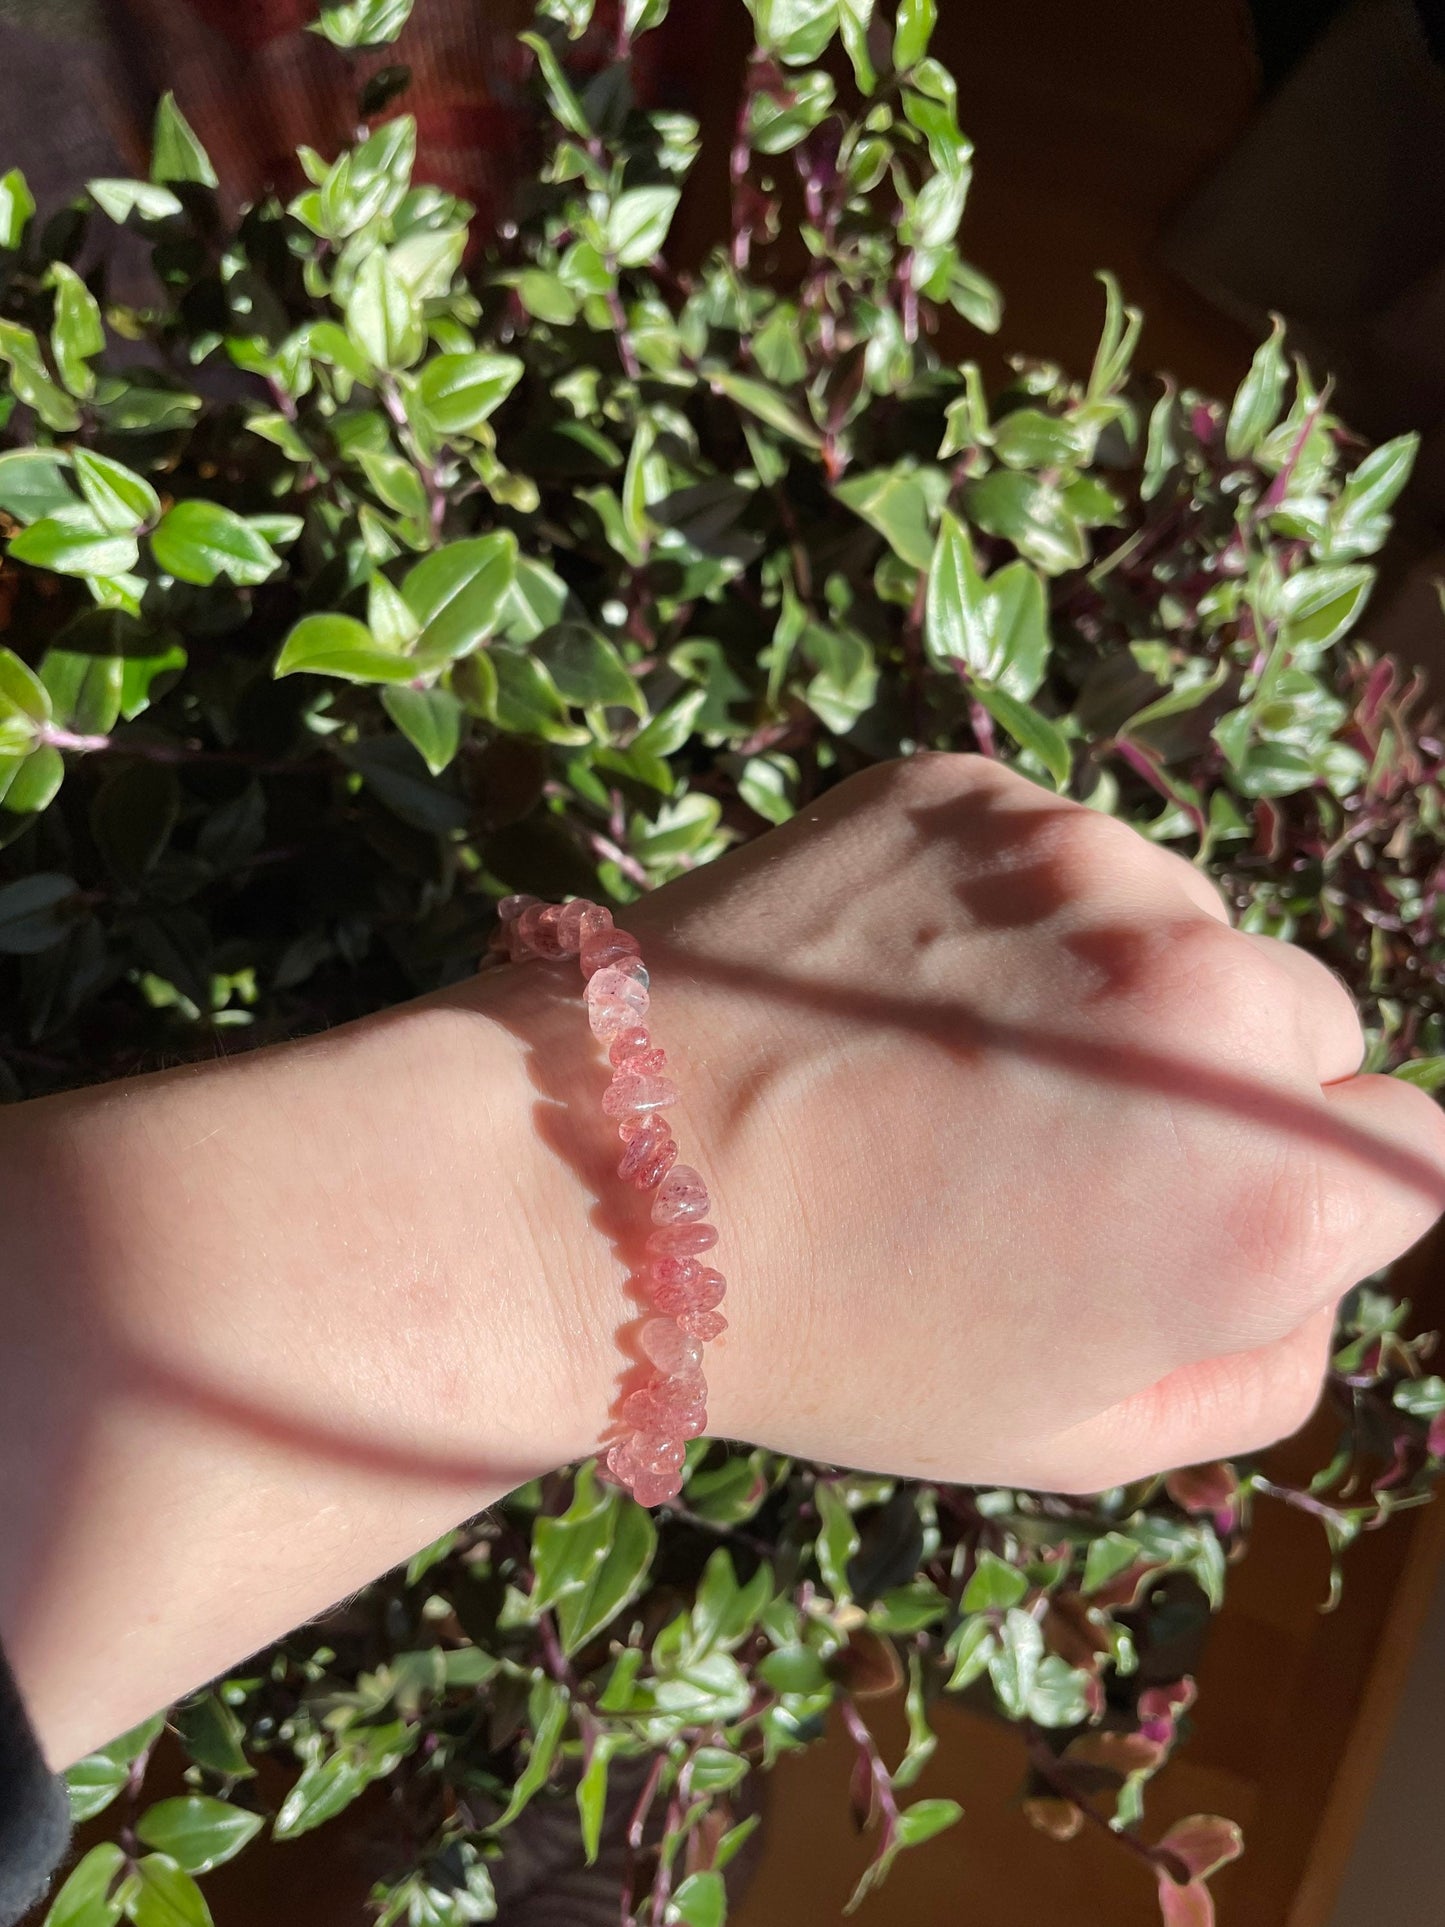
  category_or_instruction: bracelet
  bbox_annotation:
[493,894,727,1508]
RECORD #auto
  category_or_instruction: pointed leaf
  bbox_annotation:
[276,614,415,684]
[73,451,160,534]
[42,1843,128,1927]
[136,1797,263,1875]
[974,682,1070,789]
[151,502,279,587]
[382,684,463,772]
[414,352,522,436]
[402,532,517,667]
[151,93,218,188]
[1226,316,1288,461]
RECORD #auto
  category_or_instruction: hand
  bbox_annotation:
[529,753,1445,1492]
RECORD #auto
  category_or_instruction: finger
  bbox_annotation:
[1318,1073,1445,1274]
[1039,1307,1337,1493]
[1243,934,1365,1086]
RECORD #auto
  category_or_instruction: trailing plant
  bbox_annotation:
[3,2,1444,1924]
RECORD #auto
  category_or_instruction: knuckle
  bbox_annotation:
[1128,917,1277,1046]
[1234,1147,1358,1316]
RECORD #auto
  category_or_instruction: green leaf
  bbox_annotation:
[605,185,682,267]
[382,684,463,773]
[499,557,569,641]
[814,1479,859,1600]
[837,0,876,89]
[667,1871,726,1927]
[1279,564,1374,650]
[519,32,592,139]
[493,1679,569,1829]
[534,623,642,714]
[136,1798,264,1875]
[513,268,580,324]
[801,621,877,733]
[358,449,431,526]
[6,744,64,812]
[1027,1653,1092,1727]
[73,452,161,535]
[893,0,936,67]
[961,1550,1028,1612]
[711,369,823,448]
[415,352,523,436]
[1394,1375,1445,1418]
[277,614,415,684]
[559,1496,657,1653]
[0,448,75,524]
[390,223,466,300]
[973,682,1070,789]
[965,470,1087,574]
[689,1746,749,1793]
[274,1725,417,1839]
[151,93,218,188]
[369,572,423,651]
[834,464,939,569]
[745,0,838,66]
[895,1797,962,1848]
[173,1693,253,1781]
[987,1607,1044,1719]
[43,1844,128,1927]
[575,1733,614,1867]
[11,507,137,580]
[0,644,52,730]
[129,1855,213,1927]
[747,71,835,154]
[1226,315,1289,461]
[944,1616,997,1691]
[346,249,425,372]
[63,1716,164,1824]
[924,507,988,671]
[88,178,183,224]
[1234,739,1315,798]
[311,0,415,47]
[738,752,797,824]
[1081,1531,1142,1593]
[151,501,280,587]
[1394,1056,1445,1093]
[1329,433,1417,556]
[0,318,81,432]
[0,167,34,249]
[402,532,518,668]
[985,561,1051,698]
[41,645,124,736]
[991,408,1088,471]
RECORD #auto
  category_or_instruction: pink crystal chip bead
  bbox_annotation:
[651,1164,709,1224]
[495,893,729,1511]
[640,1316,704,1376]
[602,1071,679,1118]
[647,1221,719,1258]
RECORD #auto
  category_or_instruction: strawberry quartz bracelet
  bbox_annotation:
[492,895,726,1508]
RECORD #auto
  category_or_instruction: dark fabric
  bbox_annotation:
[0,1646,69,1927]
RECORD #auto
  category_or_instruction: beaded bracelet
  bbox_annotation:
[492,894,726,1508]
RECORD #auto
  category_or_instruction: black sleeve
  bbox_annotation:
[0,1644,70,1927]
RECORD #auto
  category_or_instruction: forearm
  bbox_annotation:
[0,974,620,1768]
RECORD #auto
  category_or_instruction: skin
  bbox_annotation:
[2,753,1442,1767]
